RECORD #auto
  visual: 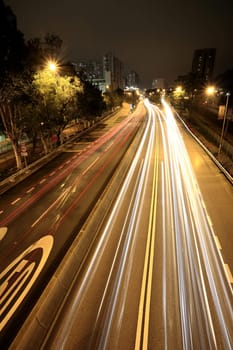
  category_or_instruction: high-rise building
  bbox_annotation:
[75,60,106,92]
[103,52,124,91]
[75,53,132,92]
[126,70,139,88]
[76,60,103,80]
[152,78,167,90]
[191,48,216,85]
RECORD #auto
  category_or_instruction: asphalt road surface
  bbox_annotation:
[31,99,233,349]
[0,102,146,348]
[2,99,233,349]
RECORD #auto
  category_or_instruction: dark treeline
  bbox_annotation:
[0,0,125,171]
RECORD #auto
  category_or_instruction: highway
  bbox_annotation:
[0,102,146,347]
[152,100,233,349]
[2,99,233,349]
[21,99,232,349]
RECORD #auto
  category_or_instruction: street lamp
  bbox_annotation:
[47,60,58,72]
[205,85,216,106]
[174,86,185,109]
[206,86,216,96]
[218,92,231,157]
[176,86,182,93]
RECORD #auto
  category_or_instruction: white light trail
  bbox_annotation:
[43,99,233,349]
[96,100,157,350]
[31,186,72,228]
[47,102,157,349]
[157,98,233,348]
[135,101,158,350]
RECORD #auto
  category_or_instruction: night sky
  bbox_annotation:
[6,0,233,87]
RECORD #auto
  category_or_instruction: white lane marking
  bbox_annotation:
[39,178,46,184]
[104,142,114,152]
[26,187,35,194]
[0,235,54,331]
[206,214,213,228]
[31,186,71,228]
[135,105,157,350]
[82,157,100,176]
[0,210,3,215]
[214,235,222,250]
[0,227,7,241]
[11,198,21,205]
[49,171,55,176]
[72,185,77,193]
[224,264,233,284]
[201,199,206,210]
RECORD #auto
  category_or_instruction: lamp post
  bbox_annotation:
[174,86,185,109]
[218,92,231,157]
[205,85,216,105]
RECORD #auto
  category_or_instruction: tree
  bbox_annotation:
[112,88,124,107]
[0,3,81,167]
[0,0,26,139]
[0,0,25,82]
[0,73,30,169]
[103,88,125,111]
[25,33,63,74]
[32,69,82,152]
[215,69,233,106]
[44,33,63,58]
[103,91,114,111]
[77,81,105,119]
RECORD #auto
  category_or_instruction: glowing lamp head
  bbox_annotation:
[48,61,57,72]
[175,86,183,93]
[206,86,215,96]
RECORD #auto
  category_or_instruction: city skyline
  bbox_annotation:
[6,0,233,87]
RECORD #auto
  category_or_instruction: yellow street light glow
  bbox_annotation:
[48,61,57,72]
[206,86,216,96]
[175,86,183,93]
